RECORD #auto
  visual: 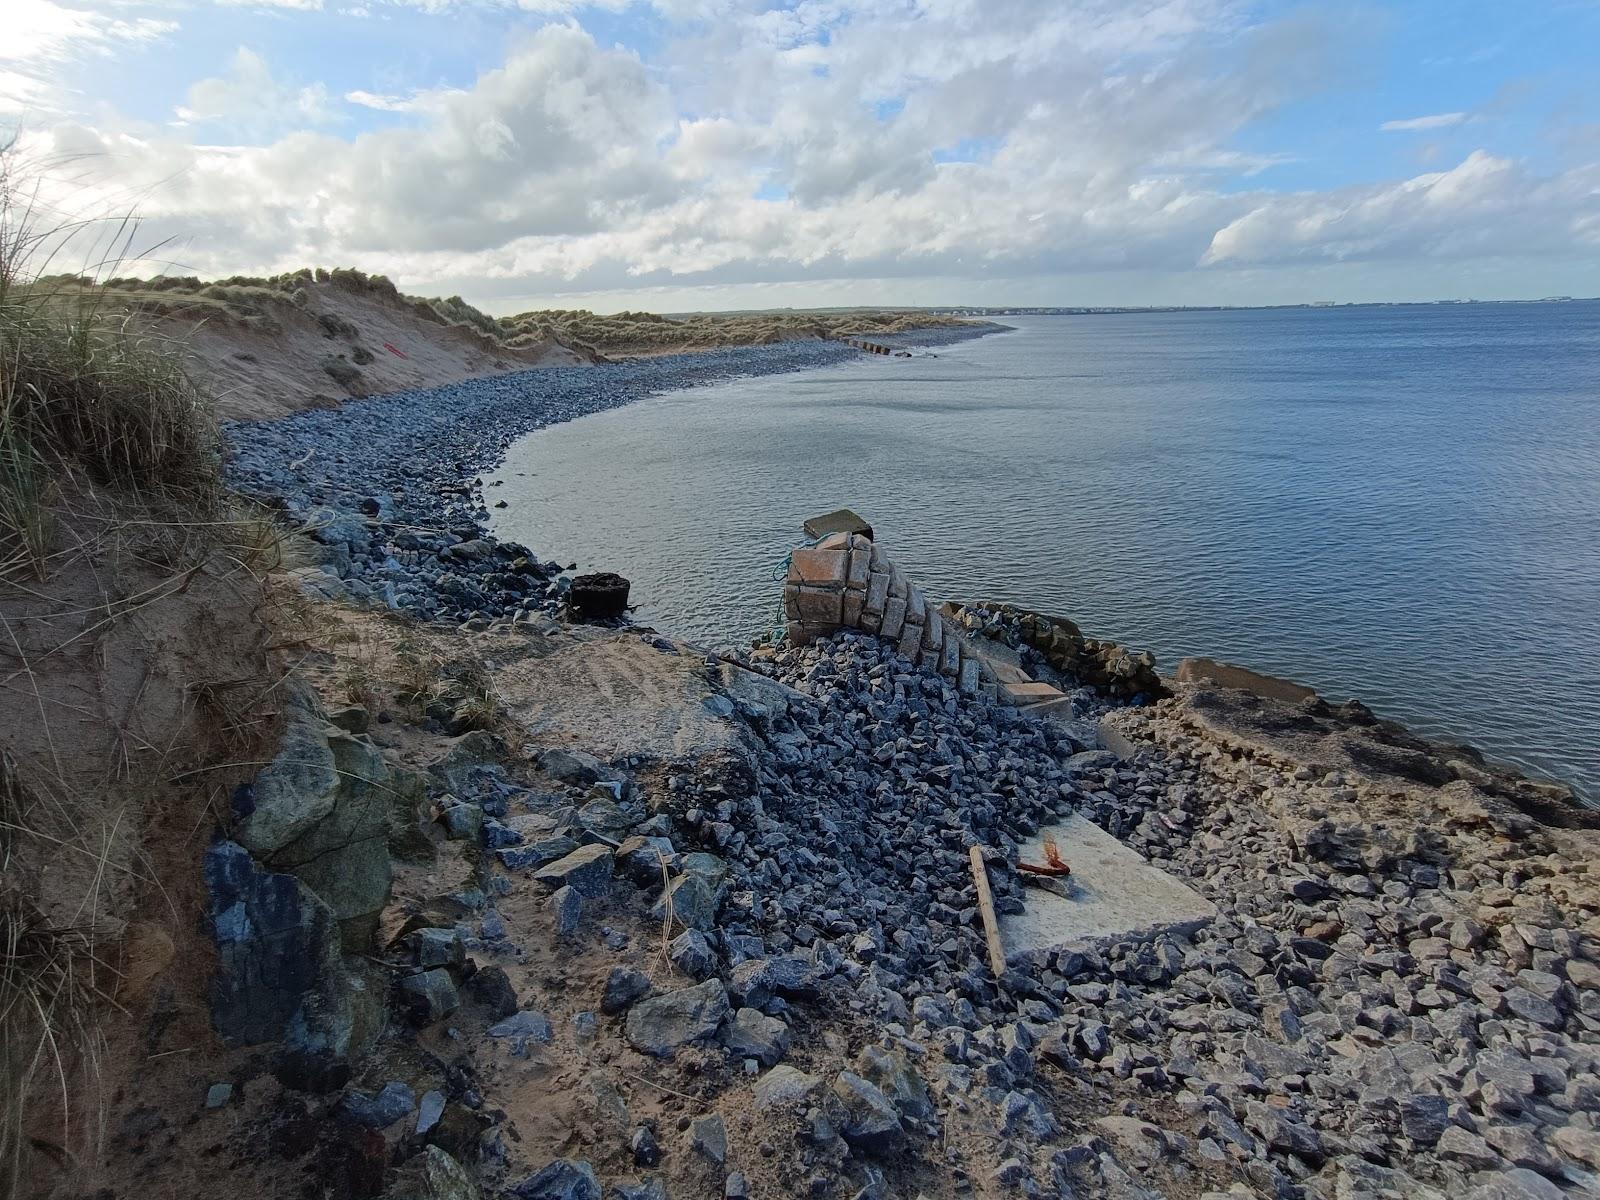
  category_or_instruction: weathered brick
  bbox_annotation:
[880,597,906,640]
[939,635,960,676]
[906,587,925,626]
[921,615,942,653]
[898,621,923,661]
[889,566,907,600]
[958,658,980,695]
[786,622,813,646]
[794,586,844,626]
[783,590,800,621]
[869,543,889,572]
[864,571,890,615]
[859,609,882,634]
[842,590,865,627]
[849,533,872,553]
[789,548,847,585]
[846,548,871,590]
[817,531,851,551]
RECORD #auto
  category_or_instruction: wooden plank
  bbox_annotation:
[969,844,1007,977]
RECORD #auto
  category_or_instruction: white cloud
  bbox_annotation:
[1202,151,1600,266]
[175,47,333,135]
[217,0,325,9]
[10,2,1600,305]
[0,0,175,112]
[344,86,463,113]
[1381,111,1468,133]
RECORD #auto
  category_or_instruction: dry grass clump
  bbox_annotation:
[1,162,221,576]
[0,885,103,1200]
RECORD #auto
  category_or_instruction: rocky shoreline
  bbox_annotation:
[198,326,1600,1200]
[225,328,1000,624]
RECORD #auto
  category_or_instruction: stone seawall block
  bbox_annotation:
[843,590,865,627]
[921,615,942,653]
[880,597,907,640]
[889,566,907,599]
[846,547,871,589]
[794,586,844,627]
[907,588,925,626]
[897,622,923,661]
[958,659,980,695]
[865,571,890,615]
[789,548,847,585]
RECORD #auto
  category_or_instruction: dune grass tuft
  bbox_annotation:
[0,151,221,576]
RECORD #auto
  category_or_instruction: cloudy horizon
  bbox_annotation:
[4,0,1599,314]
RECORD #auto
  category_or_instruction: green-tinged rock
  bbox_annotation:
[625,979,729,1056]
[651,873,717,931]
[238,682,341,855]
[389,1146,480,1200]
[271,727,393,948]
[386,765,437,864]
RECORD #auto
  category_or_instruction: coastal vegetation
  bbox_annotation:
[0,162,275,1200]
[23,266,977,359]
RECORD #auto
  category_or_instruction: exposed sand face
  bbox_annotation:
[158,280,591,422]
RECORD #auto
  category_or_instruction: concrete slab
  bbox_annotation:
[1001,815,1216,954]
[1003,680,1065,706]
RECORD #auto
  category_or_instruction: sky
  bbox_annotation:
[3,0,1599,314]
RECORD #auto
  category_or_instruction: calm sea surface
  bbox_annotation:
[489,304,1600,804]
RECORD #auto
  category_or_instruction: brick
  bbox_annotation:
[864,571,890,615]
[958,658,980,695]
[939,635,960,676]
[859,609,882,634]
[906,587,925,626]
[842,590,865,627]
[889,565,907,599]
[880,597,906,640]
[869,543,889,572]
[794,586,843,627]
[848,533,872,553]
[789,548,847,585]
[921,611,942,652]
[783,589,800,621]
[786,622,813,646]
[898,621,923,661]
[846,548,871,590]
[817,531,851,551]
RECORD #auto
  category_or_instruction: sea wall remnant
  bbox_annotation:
[783,527,996,698]
[944,601,1166,701]
[780,514,1162,709]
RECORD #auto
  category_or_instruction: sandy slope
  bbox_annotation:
[156,279,591,422]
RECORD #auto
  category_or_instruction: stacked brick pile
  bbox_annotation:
[782,529,996,698]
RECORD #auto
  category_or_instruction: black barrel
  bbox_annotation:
[570,572,631,618]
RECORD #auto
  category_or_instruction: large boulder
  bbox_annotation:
[234,682,342,856]
[233,680,393,947]
[204,840,356,1092]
